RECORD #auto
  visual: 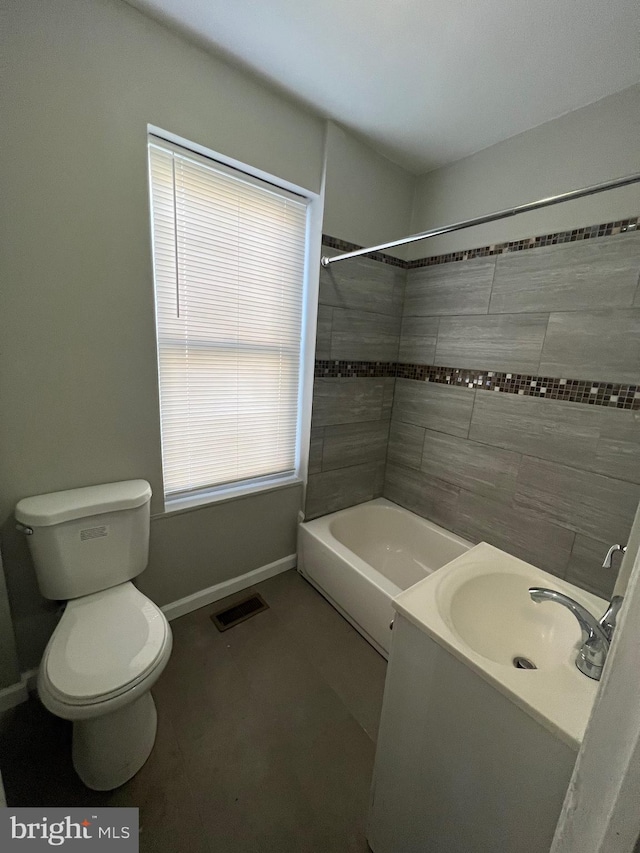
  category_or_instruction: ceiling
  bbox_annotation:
[128,0,640,174]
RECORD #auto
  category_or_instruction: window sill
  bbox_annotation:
[153,474,303,519]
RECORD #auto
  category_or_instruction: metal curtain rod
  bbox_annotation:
[320,173,640,266]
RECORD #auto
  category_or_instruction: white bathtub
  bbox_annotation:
[297,498,472,657]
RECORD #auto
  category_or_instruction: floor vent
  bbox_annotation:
[210,593,269,631]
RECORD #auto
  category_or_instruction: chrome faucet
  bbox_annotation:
[528,587,612,680]
[602,543,626,569]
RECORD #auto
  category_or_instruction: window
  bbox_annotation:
[148,136,309,504]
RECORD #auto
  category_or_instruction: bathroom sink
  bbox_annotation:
[392,542,608,748]
[444,569,584,668]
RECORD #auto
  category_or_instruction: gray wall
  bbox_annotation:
[323,122,414,259]
[0,0,415,680]
[409,85,640,258]
[0,0,322,674]
[386,231,640,597]
[305,249,403,518]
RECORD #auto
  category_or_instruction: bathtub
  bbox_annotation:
[297,498,472,657]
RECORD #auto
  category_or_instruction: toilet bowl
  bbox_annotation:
[15,480,172,791]
[37,582,172,790]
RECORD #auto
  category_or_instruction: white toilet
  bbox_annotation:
[15,480,172,791]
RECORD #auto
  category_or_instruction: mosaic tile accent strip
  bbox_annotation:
[407,217,639,268]
[315,360,639,410]
[322,216,638,270]
[315,359,397,378]
[321,235,406,268]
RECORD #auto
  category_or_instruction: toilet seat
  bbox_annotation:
[41,582,169,706]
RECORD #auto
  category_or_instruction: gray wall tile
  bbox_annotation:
[514,456,640,544]
[566,535,617,599]
[315,305,332,359]
[595,411,640,484]
[381,378,396,419]
[539,309,640,384]
[306,462,384,520]
[309,234,639,602]
[470,393,640,484]
[490,232,640,314]
[311,378,386,427]
[387,420,425,469]
[322,421,389,471]
[383,463,460,531]
[391,278,406,317]
[398,316,439,363]
[404,258,495,317]
[319,253,405,316]
[420,430,520,498]
[309,427,324,474]
[455,490,575,576]
[435,313,549,373]
[469,393,601,471]
[392,379,474,437]
[331,308,401,361]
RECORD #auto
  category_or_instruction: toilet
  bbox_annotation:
[15,480,172,791]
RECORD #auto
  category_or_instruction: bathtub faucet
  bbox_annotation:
[528,587,611,681]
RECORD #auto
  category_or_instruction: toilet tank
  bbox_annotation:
[15,480,152,600]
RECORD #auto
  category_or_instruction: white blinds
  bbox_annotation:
[148,139,308,497]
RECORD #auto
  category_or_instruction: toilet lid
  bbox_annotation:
[44,583,168,703]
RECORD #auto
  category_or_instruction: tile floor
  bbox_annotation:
[0,570,387,852]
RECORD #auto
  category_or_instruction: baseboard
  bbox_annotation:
[161,554,297,621]
[0,668,39,713]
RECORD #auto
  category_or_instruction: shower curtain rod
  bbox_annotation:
[320,172,640,267]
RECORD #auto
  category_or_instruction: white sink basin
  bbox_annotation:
[392,542,608,749]
[444,570,585,668]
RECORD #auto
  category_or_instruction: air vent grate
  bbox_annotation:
[210,593,269,632]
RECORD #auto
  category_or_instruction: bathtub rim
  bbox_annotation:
[298,497,474,657]
[300,497,473,595]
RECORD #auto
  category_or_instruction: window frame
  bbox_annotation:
[146,126,323,514]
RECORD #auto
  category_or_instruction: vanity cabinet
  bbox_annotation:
[367,614,578,853]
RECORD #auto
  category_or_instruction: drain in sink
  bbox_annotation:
[513,656,537,670]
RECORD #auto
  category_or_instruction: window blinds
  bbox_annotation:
[148,139,308,497]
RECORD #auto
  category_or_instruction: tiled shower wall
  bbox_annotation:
[306,229,640,597]
[305,248,403,518]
